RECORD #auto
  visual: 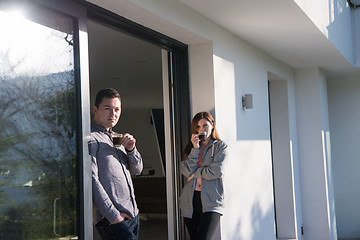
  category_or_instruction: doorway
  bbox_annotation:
[88,18,167,239]
[268,72,297,239]
[87,12,190,238]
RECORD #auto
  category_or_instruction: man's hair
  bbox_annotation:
[95,88,121,108]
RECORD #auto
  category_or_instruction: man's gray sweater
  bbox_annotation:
[89,124,143,224]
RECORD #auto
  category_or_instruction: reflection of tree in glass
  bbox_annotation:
[0,72,78,239]
[0,10,78,239]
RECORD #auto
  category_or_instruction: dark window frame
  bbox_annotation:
[79,1,191,239]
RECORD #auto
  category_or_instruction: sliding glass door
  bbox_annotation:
[0,0,189,239]
[0,2,89,239]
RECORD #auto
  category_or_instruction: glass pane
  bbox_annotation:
[0,7,78,240]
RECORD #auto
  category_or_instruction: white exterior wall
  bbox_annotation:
[287,71,304,240]
[211,41,295,239]
[188,43,215,116]
[294,68,337,240]
[328,77,360,239]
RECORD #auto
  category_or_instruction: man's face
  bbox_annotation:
[93,97,121,130]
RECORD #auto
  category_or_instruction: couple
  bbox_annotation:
[89,88,227,240]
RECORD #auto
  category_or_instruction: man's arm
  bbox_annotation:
[125,147,143,175]
[121,133,143,175]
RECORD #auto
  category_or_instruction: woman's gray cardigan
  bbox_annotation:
[179,139,228,218]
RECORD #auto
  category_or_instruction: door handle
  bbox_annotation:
[53,197,60,236]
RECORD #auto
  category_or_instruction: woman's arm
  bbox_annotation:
[193,142,228,180]
[180,148,200,178]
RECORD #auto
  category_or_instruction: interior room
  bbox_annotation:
[87,18,168,240]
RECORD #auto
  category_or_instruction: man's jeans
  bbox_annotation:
[95,215,140,240]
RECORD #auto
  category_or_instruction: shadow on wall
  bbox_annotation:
[328,77,360,239]
[327,2,360,239]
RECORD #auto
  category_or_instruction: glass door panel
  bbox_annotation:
[0,6,78,240]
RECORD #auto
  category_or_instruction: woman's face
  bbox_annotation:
[196,118,214,139]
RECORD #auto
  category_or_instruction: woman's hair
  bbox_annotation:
[183,111,221,157]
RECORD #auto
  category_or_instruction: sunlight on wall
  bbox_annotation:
[222,140,275,240]
[213,54,236,141]
[322,130,337,240]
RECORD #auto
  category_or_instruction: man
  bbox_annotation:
[89,88,143,240]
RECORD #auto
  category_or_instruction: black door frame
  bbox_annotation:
[81,1,191,239]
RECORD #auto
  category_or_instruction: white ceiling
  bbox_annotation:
[179,0,360,77]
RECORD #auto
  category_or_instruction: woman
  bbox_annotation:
[179,112,228,240]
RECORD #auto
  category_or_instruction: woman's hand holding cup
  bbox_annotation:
[191,134,200,149]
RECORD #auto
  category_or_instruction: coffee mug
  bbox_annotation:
[112,133,124,146]
[198,132,206,141]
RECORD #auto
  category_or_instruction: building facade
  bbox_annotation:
[0,0,359,239]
